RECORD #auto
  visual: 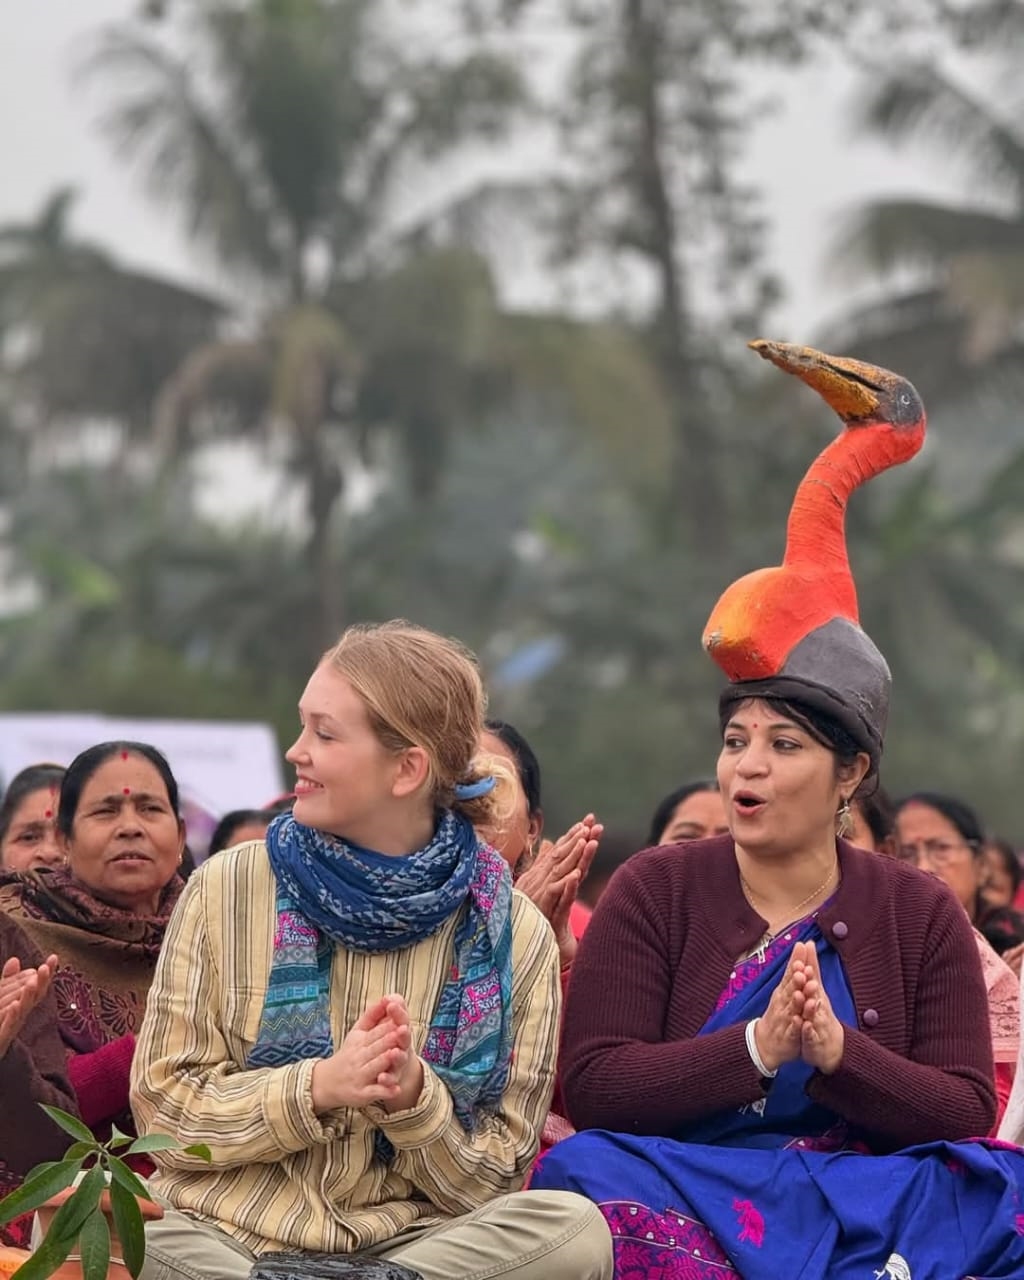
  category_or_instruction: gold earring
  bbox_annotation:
[837,797,854,838]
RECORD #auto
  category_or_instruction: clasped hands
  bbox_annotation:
[310,994,424,1115]
[0,951,59,1058]
[753,941,845,1076]
[515,813,602,967]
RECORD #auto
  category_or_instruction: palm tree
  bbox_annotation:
[80,0,539,641]
[0,188,223,438]
[82,0,681,644]
[827,56,1024,430]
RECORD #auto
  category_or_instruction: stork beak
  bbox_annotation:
[749,339,894,422]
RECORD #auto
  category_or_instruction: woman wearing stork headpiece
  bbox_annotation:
[533,341,1024,1277]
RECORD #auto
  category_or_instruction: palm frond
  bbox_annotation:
[819,287,1024,415]
[830,200,1024,280]
[394,51,532,159]
[80,27,284,280]
[152,338,272,452]
[855,65,1024,201]
[269,305,359,437]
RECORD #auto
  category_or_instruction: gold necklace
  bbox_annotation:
[740,859,838,962]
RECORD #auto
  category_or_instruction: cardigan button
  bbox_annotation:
[863,1008,879,1027]
[831,921,849,939]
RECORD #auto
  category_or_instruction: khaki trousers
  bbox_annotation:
[139,1192,612,1280]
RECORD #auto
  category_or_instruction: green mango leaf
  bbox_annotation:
[182,1144,211,1163]
[12,1160,59,1187]
[39,1106,97,1146]
[109,1179,146,1279]
[60,1143,97,1163]
[107,1126,135,1151]
[106,1156,155,1204]
[0,1158,82,1228]
[44,1163,106,1244]
[124,1133,182,1155]
[5,1221,76,1280]
[78,1206,111,1280]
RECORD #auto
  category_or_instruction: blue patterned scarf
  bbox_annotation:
[248,811,514,1131]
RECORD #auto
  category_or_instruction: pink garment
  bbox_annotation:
[569,900,592,941]
[974,930,1020,1067]
[531,901,592,1173]
[973,930,1020,1135]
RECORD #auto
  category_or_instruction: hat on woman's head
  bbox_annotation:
[704,341,928,774]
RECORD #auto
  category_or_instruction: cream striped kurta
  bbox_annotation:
[129,841,560,1254]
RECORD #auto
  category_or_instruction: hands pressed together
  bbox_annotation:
[1002,941,1024,979]
[0,951,59,1059]
[515,814,602,967]
[753,940,845,1077]
[310,993,424,1116]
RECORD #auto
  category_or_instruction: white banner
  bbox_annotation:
[0,712,285,857]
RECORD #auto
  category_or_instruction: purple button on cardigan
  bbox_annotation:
[863,1008,880,1027]
[831,920,849,939]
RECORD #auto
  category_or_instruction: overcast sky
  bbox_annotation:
[0,3,969,337]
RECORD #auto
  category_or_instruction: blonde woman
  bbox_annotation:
[131,621,611,1280]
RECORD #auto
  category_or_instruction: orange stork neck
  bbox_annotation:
[782,427,903,621]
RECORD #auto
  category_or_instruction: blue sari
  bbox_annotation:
[533,911,1024,1280]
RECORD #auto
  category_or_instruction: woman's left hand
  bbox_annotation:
[796,941,845,1075]
[515,815,602,967]
[1002,942,1024,979]
[0,953,58,1058]
[378,994,424,1113]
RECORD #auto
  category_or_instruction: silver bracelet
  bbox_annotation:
[745,1017,778,1079]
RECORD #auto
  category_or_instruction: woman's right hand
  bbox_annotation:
[752,943,808,1074]
[0,952,58,1058]
[310,995,410,1112]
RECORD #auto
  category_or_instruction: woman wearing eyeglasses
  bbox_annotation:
[895,791,1022,1129]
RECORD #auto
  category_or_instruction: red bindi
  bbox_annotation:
[123,787,131,796]
[44,809,53,819]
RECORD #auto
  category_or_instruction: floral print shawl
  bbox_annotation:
[0,867,181,1056]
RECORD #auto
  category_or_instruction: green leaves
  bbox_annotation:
[106,1157,153,1205]
[0,1102,213,1280]
[122,1134,183,1156]
[77,1208,111,1280]
[9,1168,108,1280]
[39,1106,97,1146]
[109,1181,146,1279]
[0,1159,83,1228]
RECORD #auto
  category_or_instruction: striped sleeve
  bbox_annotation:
[129,863,340,1167]
[363,894,560,1213]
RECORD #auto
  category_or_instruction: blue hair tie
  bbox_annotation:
[454,775,497,801]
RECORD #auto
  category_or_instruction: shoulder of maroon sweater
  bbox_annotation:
[819,840,973,962]
[816,841,982,1043]
[592,834,767,952]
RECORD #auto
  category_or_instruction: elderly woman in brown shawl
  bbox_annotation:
[0,741,184,1145]
[0,913,78,1247]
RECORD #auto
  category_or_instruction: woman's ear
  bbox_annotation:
[392,746,431,799]
[527,808,544,854]
[838,751,871,796]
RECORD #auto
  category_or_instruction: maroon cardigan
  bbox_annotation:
[0,914,79,1247]
[560,836,996,1150]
